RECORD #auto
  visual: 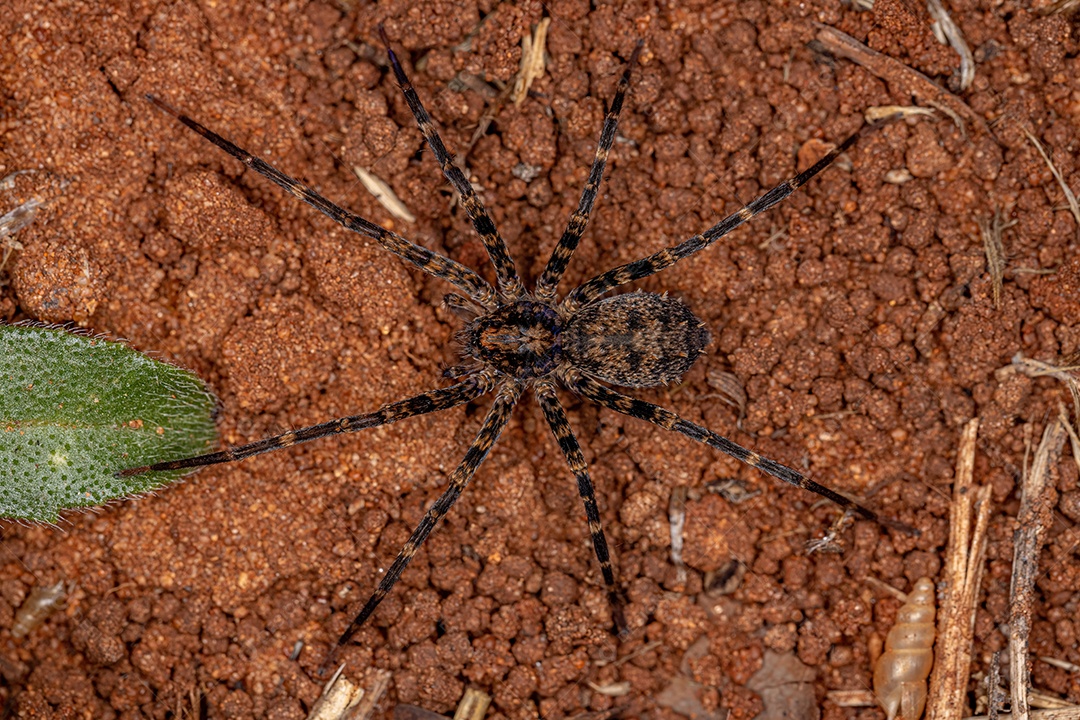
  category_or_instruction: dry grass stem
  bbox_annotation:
[1039,657,1080,673]
[1011,354,1080,426]
[1030,689,1080,711]
[864,575,910,602]
[1023,129,1080,239]
[511,18,550,106]
[814,24,989,135]
[1007,415,1067,720]
[452,688,492,720]
[927,418,993,720]
[927,0,975,91]
[980,208,1014,309]
[352,167,416,224]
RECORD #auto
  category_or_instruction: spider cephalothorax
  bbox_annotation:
[463,300,564,380]
[129,34,909,665]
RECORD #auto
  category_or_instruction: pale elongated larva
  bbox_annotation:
[11,581,64,639]
[873,577,936,720]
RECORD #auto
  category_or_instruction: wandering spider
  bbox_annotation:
[125,33,909,662]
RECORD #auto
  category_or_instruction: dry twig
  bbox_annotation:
[1007,415,1067,720]
[814,24,989,136]
[926,419,994,720]
[989,650,1004,720]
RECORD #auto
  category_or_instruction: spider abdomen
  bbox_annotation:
[464,301,564,380]
[564,292,711,388]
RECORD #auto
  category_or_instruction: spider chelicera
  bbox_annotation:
[125,32,910,663]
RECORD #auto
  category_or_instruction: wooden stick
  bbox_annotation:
[926,419,994,720]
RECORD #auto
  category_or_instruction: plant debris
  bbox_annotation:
[1023,128,1080,241]
[927,419,993,720]
[510,18,550,106]
[927,0,975,91]
[980,208,1014,309]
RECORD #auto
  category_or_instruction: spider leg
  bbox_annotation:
[328,380,522,660]
[563,117,895,312]
[534,380,628,636]
[117,375,491,476]
[534,42,642,303]
[563,369,916,534]
[145,94,496,309]
[378,29,525,302]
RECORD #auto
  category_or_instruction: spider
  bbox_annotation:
[125,32,910,663]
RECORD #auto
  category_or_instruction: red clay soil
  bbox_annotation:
[2,1,1080,718]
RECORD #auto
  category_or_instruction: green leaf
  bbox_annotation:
[0,324,217,522]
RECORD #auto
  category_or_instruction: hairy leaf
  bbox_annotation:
[0,324,216,521]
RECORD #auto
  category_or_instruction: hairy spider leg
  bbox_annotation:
[535,379,628,635]
[563,116,894,312]
[144,94,496,309]
[380,29,524,302]
[328,380,523,663]
[119,377,489,476]
[534,41,642,302]
[563,369,918,535]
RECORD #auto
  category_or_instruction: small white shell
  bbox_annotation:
[873,577,936,720]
